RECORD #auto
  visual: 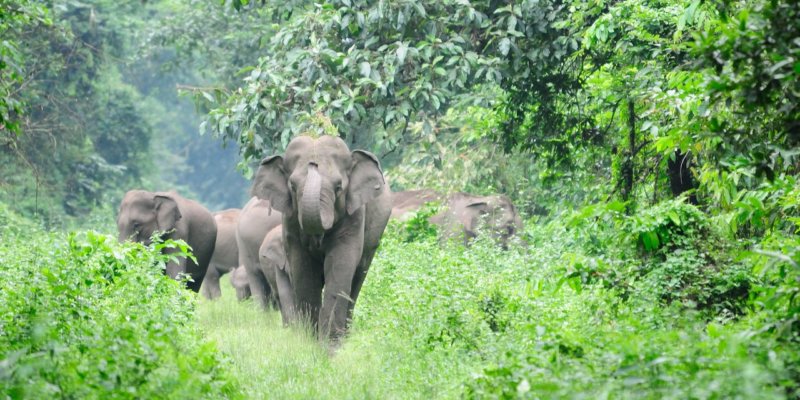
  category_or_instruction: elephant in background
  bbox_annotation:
[230,266,251,301]
[430,192,524,249]
[390,189,442,220]
[236,196,282,309]
[252,135,391,344]
[258,225,295,325]
[117,190,216,292]
[201,208,241,300]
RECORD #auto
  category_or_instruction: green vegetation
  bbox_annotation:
[196,214,799,398]
[0,205,239,398]
[1,0,799,398]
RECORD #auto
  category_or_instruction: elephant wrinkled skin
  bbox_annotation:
[201,208,241,300]
[117,190,216,292]
[252,135,391,343]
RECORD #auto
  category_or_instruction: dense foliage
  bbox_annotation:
[1,0,798,397]
[0,0,248,225]
[357,205,798,398]
[196,206,798,398]
[0,204,240,398]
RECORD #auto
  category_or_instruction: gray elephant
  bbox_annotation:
[430,192,524,249]
[258,225,296,325]
[252,135,391,343]
[390,189,442,220]
[200,208,241,300]
[117,190,216,292]
[236,196,282,309]
[230,266,251,301]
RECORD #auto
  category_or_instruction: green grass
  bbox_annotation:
[197,274,460,400]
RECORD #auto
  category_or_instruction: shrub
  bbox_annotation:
[0,206,240,399]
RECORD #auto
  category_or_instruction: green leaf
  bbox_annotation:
[499,38,511,56]
[641,231,661,251]
[360,62,371,78]
[667,211,681,226]
[396,42,408,64]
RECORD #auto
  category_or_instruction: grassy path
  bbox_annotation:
[197,276,421,400]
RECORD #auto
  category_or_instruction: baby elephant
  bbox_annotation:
[391,190,525,249]
[258,225,295,325]
[431,192,524,249]
[229,266,251,301]
[237,196,282,309]
[201,208,241,300]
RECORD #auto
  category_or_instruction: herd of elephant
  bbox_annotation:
[116,136,523,346]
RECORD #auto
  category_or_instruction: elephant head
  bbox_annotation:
[117,190,182,245]
[456,194,523,249]
[251,136,385,234]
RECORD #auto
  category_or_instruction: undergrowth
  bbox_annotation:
[0,204,240,399]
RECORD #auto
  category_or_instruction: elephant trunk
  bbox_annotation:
[299,163,333,234]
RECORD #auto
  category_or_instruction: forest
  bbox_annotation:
[1,0,798,398]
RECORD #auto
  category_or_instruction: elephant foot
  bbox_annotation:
[325,337,343,356]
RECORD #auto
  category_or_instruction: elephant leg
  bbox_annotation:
[263,265,280,310]
[246,266,271,310]
[288,245,323,332]
[164,253,203,292]
[346,248,376,323]
[242,247,272,309]
[200,264,222,300]
[320,243,362,342]
[184,257,206,293]
[236,285,252,301]
[276,268,296,326]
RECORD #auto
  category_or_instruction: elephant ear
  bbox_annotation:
[464,200,491,227]
[265,241,288,272]
[346,150,385,215]
[154,195,181,233]
[252,155,292,215]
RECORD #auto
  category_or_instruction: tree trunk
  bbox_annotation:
[622,99,635,213]
[667,149,697,204]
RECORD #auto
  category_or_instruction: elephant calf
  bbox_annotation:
[200,208,241,300]
[117,190,216,292]
[229,266,251,301]
[258,225,295,325]
[236,196,282,310]
[430,192,524,249]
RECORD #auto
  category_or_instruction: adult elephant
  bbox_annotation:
[236,196,282,309]
[229,266,251,301]
[252,135,391,343]
[390,189,442,220]
[258,225,295,325]
[430,192,524,249]
[117,190,216,292]
[200,208,241,300]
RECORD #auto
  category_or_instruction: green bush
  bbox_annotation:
[0,206,240,399]
[353,221,796,399]
[563,199,754,315]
